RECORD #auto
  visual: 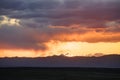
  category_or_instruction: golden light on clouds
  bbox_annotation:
[46,41,120,57]
[0,0,120,58]
[0,41,120,57]
[0,16,20,27]
[0,50,37,58]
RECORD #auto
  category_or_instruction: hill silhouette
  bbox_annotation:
[0,54,120,68]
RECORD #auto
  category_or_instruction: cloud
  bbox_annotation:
[0,0,120,50]
[0,16,20,26]
[0,21,48,50]
[105,20,120,32]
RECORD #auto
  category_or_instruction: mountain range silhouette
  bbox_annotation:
[0,54,120,68]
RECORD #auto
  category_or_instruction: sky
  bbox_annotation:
[0,0,120,57]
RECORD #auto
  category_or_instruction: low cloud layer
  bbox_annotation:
[0,0,120,50]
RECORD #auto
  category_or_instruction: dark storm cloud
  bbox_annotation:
[0,0,120,28]
[0,26,48,50]
[0,0,120,50]
[0,0,24,10]
[0,0,60,10]
[0,0,120,22]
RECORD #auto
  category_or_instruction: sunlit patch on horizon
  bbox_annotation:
[0,41,120,57]
[46,41,120,57]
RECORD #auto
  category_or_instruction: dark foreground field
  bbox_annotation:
[0,68,120,80]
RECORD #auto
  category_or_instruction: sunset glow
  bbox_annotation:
[0,41,120,57]
[0,0,120,58]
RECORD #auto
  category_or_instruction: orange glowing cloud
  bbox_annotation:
[0,41,120,57]
[0,0,120,57]
[49,25,120,43]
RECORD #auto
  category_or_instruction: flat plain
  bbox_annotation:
[0,68,120,80]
